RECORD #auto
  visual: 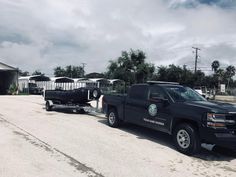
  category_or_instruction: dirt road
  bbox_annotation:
[0,96,235,177]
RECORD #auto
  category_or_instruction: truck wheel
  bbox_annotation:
[107,109,120,128]
[173,123,200,155]
[45,101,52,111]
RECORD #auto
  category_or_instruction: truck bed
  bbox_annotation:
[102,94,126,120]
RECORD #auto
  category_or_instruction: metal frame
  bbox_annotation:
[147,81,179,85]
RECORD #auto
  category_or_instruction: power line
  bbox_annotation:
[192,47,201,74]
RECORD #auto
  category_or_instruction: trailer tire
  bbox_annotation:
[46,101,52,111]
[107,108,120,128]
[91,88,101,100]
[77,109,86,114]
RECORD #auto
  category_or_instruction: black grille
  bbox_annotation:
[226,114,236,130]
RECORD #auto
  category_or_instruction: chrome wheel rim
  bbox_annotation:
[108,112,115,125]
[177,130,190,149]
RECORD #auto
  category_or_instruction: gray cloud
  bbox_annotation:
[167,0,236,9]
[0,0,236,76]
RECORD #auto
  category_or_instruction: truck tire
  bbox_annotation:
[107,108,120,128]
[173,123,200,155]
[46,101,52,111]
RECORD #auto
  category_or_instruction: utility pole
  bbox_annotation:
[81,63,86,77]
[192,47,200,74]
[183,64,187,82]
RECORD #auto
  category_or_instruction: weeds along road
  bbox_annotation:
[0,96,235,177]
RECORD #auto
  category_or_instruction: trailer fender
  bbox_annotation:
[47,100,53,106]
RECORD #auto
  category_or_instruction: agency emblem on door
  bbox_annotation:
[148,104,157,116]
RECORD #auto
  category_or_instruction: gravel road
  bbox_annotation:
[0,95,235,177]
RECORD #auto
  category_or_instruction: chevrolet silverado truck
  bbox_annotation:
[102,81,236,155]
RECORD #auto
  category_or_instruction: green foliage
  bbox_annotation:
[44,49,236,92]
[211,60,220,73]
[85,72,105,78]
[225,65,236,89]
[54,66,65,77]
[105,49,155,85]
[8,83,18,95]
[225,65,236,80]
[32,70,44,75]
[18,68,29,76]
[155,65,206,88]
[216,69,225,82]
[54,65,84,78]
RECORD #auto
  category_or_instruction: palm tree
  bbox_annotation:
[216,69,225,92]
[211,60,220,73]
[216,69,225,82]
[225,65,236,89]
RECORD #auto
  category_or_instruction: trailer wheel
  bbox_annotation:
[91,88,101,100]
[46,101,52,111]
[77,109,85,114]
[107,108,120,128]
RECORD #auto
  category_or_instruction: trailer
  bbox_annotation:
[44,87,101,113]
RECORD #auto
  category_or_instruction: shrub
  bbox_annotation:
[8,83,18,95]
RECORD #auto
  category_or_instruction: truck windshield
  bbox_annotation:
[165,86,206,102]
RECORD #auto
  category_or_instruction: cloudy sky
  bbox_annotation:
[0,0,236,76]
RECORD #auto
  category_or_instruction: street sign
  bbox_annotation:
[220,84,225,93]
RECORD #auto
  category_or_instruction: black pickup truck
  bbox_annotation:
[102,81,236,155]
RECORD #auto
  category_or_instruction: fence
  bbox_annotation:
[18,80,113,94]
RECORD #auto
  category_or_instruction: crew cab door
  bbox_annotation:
[124,85,149,124]
[144,86,172,133]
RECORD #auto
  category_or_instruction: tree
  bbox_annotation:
[193,70,205,87]
[106,49,155,85]
[17,68,29,76]
[32,70,44,75]
[168,65,184,82]
[225,65,236,78]
[211,60,220,73]
[155,64,205,87]
[200,74,219,89]
[54,67,66,77]
[54,65,84,78]
[85,72,105,78]
[156,66,168,81]
[216,68,225,90]
[225,65,236,88]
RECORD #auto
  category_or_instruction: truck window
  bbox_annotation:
[165,86,205,102]
[149,87,167,100]
[129,85,148,100]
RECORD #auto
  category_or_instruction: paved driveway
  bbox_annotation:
[0,96,235,177]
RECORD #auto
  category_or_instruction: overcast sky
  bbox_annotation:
[0,0,236,76]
